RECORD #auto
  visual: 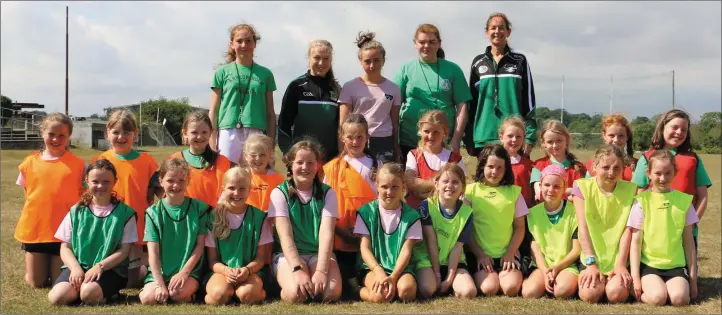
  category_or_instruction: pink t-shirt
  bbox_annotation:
[55,203,138,244]
[626,193,699,230]
[267,187,339,219]
[205,211,274,247]
[353,203,422,239]
[338,77,401,138]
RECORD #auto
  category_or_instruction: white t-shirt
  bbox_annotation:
[55,204,138,244]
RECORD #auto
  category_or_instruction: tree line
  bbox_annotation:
[2,94,720,154]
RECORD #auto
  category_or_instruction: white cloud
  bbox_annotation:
[1,1,719,119]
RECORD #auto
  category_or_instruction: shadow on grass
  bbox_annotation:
[695,276,722,303]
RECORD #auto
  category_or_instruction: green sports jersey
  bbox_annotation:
[66,202,136,278]
[427,196,472,266]
[356,200,421,275]
[272,181,331,255]
[208,206,267,268]
[464,46,537,149]
[144,197,211,283]
[212,62,276,131]
[392,58,472,147]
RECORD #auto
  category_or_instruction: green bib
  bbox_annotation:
[143,197,210,283]
[427,196,472,266]
[273,181,330,255]
[356,200,421,275]
[527,201,579,274]
[577,178,636,274]
[465,183,520,258]
[209,206,267,269]
[637,190,692,270]
[67,202,136,278]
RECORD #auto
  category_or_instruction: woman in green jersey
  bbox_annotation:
[417,163,477,299]
[48,160,137,305]
[140,158,211,305]
[629,150,698,306]
[522,164,580,299]
[392,24,472,163]
[355,163,422,303]
[573,145,636,304]
[204,167,273,305]
[268,140,342,303]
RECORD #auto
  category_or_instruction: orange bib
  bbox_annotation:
[168,152,231,207]
[323,157,376,252]
[247,172,285,211]
[16,151,85,243]
[91,150,158,244]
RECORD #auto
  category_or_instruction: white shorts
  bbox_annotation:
[217,127,263,165]
[271,252,337,277]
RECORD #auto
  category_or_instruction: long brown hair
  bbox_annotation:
[650,109,693,153]
[475,144,514,186]
[433,163,467,198]
[647,149,677,173]
[283,139,325,200]
[225,24,261,64]
[77,159,121,208]
[181,110,219,170]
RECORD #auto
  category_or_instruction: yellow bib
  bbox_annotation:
[465,183,521,258]
[527,201,578,274]
[637,190,692,270]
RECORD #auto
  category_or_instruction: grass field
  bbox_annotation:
[1,146,720,314]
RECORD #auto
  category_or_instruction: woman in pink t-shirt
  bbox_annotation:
[339,31,402,163]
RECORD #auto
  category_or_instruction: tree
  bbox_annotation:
[1,94,12,127]
[631,116,650,125]
[632,122,655,151]
[138,96,196,144]
[697,112,722,153]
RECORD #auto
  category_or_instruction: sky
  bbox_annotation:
[1,1,720,121]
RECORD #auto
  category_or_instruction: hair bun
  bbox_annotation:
[356,31,375,48]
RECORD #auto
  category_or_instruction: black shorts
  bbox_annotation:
[368,136,395,163]
[467,253,521,274]
[439,264,468,280]
[333,250,358,281]
[400,145,415,165]
[54,267,126,300]
[640,263,689,281]
[21,242,61,256]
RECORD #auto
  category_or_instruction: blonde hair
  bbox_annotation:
[41,112,74,135]
[376,162,406,188]
[308,40,341,94]
[538,119,584,174]
[592,144,625,170]
[225,24,261,64]
[212,166,253,239]
[243,133,275,169]
[498,115,525,137]
[417,110,450,152]
[106,109,138,133]
[158,157,190,181]
[647,149,677,174]
[433,163,467,198]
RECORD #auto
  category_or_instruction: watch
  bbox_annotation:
[584,256,597,266]
[292,265,303,273]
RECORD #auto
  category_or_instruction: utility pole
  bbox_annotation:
[560,75,565,124]
[672,70,676,109]
[65,6,69,115]
[609,75,614,114]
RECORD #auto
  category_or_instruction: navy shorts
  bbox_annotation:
[21,242,61,256]
[54,267,127,300]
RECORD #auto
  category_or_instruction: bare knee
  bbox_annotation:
[238,289,265,305]
[280,288,306,304]
[397,285,416,302]
[139,290,158,305]
[479,277,500,296]
[554,282,577,299]
[205,285,233,305]
[324,284,342,302]
[500,274,522,297]
[669,291,689,306]
[48,286,76,305]
[455,285,477,299]
[606,286,629,304]
[419,281,436,299]
[521,281,545,299]
[79,284,104,304]
[25,274,46,289]
[579,287,604,304]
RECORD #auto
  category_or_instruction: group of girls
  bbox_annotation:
[16,104,709,308]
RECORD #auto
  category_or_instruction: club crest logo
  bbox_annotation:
[478,65,489,74]
[384,94,394,101]
[440,79,451,91]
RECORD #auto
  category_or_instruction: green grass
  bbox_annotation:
[1,146,720,314]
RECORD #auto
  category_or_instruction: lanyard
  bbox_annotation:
[419,60,440,109]
[233,62,254,129]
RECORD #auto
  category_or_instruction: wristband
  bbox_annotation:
[242,266,251,274]
[316,269,328,275]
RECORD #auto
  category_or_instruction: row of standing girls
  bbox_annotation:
[18,108,709,306]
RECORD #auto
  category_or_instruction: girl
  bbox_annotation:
[338,31,402,162]
[204,167,273,305]
[354,163,422,303]
[584,114,636,181]
[465,145,527,297]
[405,110,467,210]
[48,159,138,305]
[323,114,380,296]
[393,23,472,160]
[16,113,85,288]
[499,116,534,207]
[632,109,710,251]
[417,163,477,299]
[572,145,637,304]
[629,150,698,306]
[243,133,284,211]
[268,140,342,303]
[531,120,586,201]
[464,12,537,158]
[210,23,277,164]
[91,109,159,287]
[278,40,342,160]
[139,158,211,305]
[168,110,232,207]
[522,165,580,299]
